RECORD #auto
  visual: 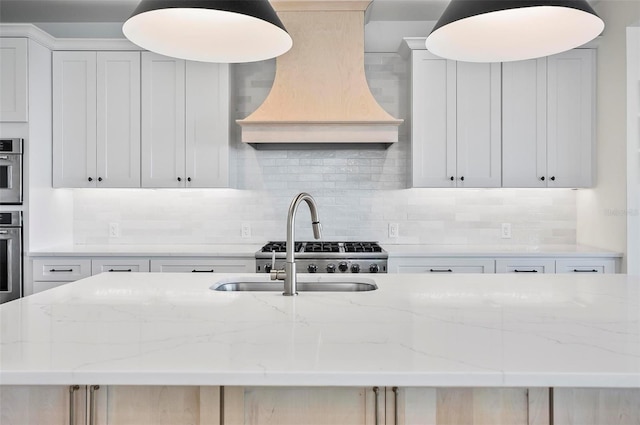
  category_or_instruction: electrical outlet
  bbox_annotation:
[501,223,512,239]
[241,223,251,239]
[389,223,399,238]
[109,223,120,238]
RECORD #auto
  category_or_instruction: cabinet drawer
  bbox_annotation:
[555,259,616,274]
[32,281,71,294]
[495,259,555,273]
[32,258,92,281]
[391,259,495,274]
[150,258,254,273]
[91,258,150,275]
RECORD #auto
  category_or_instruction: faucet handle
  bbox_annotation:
[270,269,286,281]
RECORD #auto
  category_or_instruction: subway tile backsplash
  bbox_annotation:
[72,53,577,246]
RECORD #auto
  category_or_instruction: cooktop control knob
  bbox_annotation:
[369,264,379,273]
[326,263,336,273]
[265,264,272,273]
[351,264,361,273]
[338,262,349,272]
[307,264,318,273]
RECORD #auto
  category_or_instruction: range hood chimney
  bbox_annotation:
[237,0,403,144]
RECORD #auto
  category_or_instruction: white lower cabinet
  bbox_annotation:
[555,259,616,274]
[32,258,92,293]
[389,258,495,274]
[150,258,255,273]
[91,258,150,275]
[0,385,220,425]
[495,259,556,274]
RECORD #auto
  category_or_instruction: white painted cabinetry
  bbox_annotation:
[141,52,229,188]
[0,38,28,122]
[502,50,595,188]
[410,50,501,188]
[53,51,141,188]
[389,257,495,273]
[150,258,254,273]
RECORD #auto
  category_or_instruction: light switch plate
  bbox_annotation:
[389,223,399,238]
[501,223,512,239]
[109,223,120,238]
[241,223,251,239]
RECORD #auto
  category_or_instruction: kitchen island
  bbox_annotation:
[1,272,639,424]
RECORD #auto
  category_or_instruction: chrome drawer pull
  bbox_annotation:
[69,385,80,425]
[89,385,100,425]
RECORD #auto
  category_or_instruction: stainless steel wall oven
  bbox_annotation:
[0,138,23,205]
[0,211,22,304]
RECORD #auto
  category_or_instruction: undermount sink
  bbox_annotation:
[211,276,377,292]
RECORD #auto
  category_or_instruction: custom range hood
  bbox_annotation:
[237,0,403,144]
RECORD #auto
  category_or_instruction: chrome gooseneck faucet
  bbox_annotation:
[271,192,322,296]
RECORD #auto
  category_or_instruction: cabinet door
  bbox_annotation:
[399,387,543,425]
[411,50,456,188]
[456,62,502,188]
[141,52,186,188]
[502,58,548,188]
[547,49,595,188]
[53,51,97,188]
[185,62,229,188]
[554,388,640,425]
[0,385,86,425]
[222,386,378,425]
[91,258,150,275]
[93,386,219,425]
[0,38,28,122]
[96,52,141,188]
[495,258,555,274]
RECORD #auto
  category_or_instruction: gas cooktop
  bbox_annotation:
[255,241,387,274]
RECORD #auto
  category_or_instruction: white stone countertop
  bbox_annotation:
[27,244,622,258]
[1,273,639,388]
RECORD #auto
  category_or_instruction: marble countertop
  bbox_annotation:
[1,273,639,388]
[28,244,622,258]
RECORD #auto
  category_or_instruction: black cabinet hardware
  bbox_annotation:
[87,177,93,182]
[540,176,545,181]
[550,176,556,181]
[450,176,454,181]
[459,176,465,181]
[108,269,132,272]
[192,269,214,273]
[573,269,598,273]
[187,177,192,182]
[514,269,538,273]
[98,177,102,182]
[50,269,73,272]
[177,177,182,182]
[430,268,453,273]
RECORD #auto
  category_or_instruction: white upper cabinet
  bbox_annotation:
[456,61,502,187]
[96,52,141,187]
[53,51,140,188]
[141,52,229,188]
[502,58,548,187]
[53,51,98,187]
[502,50,595,188]
[411,50,501,188]
[0,38,28,122]
[547,49,595,188]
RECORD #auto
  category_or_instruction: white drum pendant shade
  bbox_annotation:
[123,0,293,63]
[425,0,604,63]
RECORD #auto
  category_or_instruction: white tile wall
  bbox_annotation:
[72,53,577,246]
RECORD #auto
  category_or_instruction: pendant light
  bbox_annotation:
[425,0,604,63]
[123,0,292,63]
